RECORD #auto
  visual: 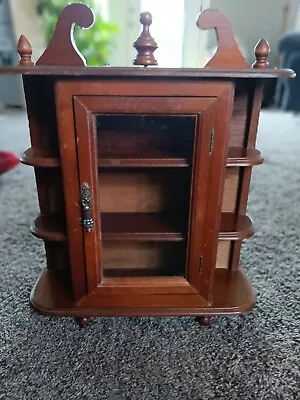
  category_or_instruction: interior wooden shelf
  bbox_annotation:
[98,148,190,167]
[101,213,185,241]
[20,147,60,168]
[30,267,255,316]
[21,148,189,168]
[31,212,254,242]
[103,267,181,278]
[226,147,263,167]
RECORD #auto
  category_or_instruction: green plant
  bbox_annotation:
[36,0,119,66]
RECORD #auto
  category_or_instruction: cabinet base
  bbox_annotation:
[30,268,255,317]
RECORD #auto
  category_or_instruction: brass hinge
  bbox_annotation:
[199,256,203,273]
[209,129,215,153]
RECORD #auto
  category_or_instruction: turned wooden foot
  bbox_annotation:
[74,316,91,328]
[197,316,213,326]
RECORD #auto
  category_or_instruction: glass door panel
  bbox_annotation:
[96,115,195,165]
[95,114,197,280]
[71,92,222,299]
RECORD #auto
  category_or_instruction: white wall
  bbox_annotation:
[209,0,299,66]
[9,0,45,62]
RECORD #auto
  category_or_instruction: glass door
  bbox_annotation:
[95,114,195,279]
[56,80,234,304]
[73,95,215,300]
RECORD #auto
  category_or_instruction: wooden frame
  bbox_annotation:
[55,81,233,307]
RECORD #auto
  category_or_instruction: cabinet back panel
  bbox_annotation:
[215,242,231,269]
[45,242,70,272]
[96,115,195,159]
[47,170,65,213]
[98,169,191,214]
[228,81,249,147]
[222,168,239,213]
[102,241,186,277]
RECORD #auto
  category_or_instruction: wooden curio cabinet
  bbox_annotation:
[0,4,293,327]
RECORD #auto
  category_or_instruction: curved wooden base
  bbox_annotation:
[74,316,91,328]
[30,268,255,318]
[197,316,213,326]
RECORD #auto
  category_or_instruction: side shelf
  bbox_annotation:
[20,147,60,168]
[227,147,263,167]
[219,213,254,240]
[30,212,254,242]
[31,214,66,241]
[20,146,263,168]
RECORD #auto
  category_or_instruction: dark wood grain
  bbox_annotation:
[65,81,234,302]
[133,12,158,66]
[229,80,265,271]
[252,39,270,69]
[197,9,249,68]
[20,147,60,167]
[17,35,34,66]
[96,113,194,166]
[189,85,234,302]
[0,66,294,78]
[30,268,255,316]
[219,213,254,240]
[31,214,67,241]
[20,146,263,169]
[226,147,263,166]
[101,213,185,241]
[74,316,91,328]
[22,76,66,277]
[55,82,88,302]
[197,316,213,326]
[98,152,189,167]
[36,3,94,66]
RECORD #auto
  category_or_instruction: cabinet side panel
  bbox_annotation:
[229,80,264,271]
[22,76,69,273]
[22,76,60,150]
[187,85,235,301]
[55,83,88,301]
[215,242,231,269]
[228,80,250,147]
[222,168,239,212]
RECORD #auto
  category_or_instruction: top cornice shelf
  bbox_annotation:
[0,66,294,79]
[1,3,294,79]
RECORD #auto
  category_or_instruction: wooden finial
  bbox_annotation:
[17,35,34,66]
[252,39,270,68]
[133,12,158,66]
